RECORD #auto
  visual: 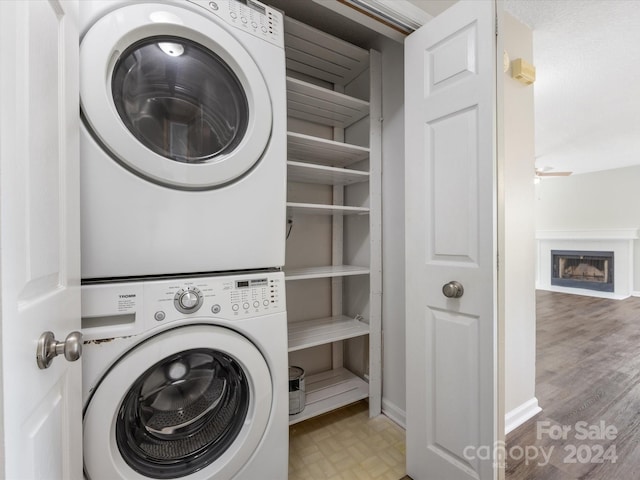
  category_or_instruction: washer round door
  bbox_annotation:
[83,325,273,480]
[80,3,272,190]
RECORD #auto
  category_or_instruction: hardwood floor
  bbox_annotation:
[506,290,640,479]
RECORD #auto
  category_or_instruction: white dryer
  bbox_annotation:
[81,271,287,479]
[80,0,286,279]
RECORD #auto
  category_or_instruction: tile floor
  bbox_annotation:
[288,401,407,480]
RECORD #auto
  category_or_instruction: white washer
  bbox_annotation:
[80,0,286,279]
[81,271,287,479]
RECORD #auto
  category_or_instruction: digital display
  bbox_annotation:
[247,0,266,15]
[236,279,267,288]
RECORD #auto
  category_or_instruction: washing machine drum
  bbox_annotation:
[83,325,273,479]
[80,3,273,190]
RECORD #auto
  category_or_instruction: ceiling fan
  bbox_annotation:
[535,166,572,177]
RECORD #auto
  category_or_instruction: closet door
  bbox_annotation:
[405,1,499,479]
[0,0,82,478]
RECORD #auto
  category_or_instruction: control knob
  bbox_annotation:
[180,291,199,309]
[174,287,203,314]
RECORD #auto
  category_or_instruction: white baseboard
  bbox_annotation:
[505,397,542,435]
[382,398,406,429]
[381,397,541,435]
[632,291,640,297]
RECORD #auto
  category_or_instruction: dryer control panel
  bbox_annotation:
[188,0,283,47]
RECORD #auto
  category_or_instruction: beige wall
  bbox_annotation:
[375,36,407,426]
[407,0,457,17]
[503,13,538,422]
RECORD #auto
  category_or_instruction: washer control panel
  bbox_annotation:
[80,272,285,341]
[147,271,285,323]
[188,0,283,47]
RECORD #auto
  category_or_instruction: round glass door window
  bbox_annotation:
[115,348,249,479]
[112,36,249,164]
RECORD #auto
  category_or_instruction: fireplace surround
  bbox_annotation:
[536,229,638,299]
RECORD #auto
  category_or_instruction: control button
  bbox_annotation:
[261,26,267,33]
[232,304,239,311]
[251,21,258,28]
[253,301,260,308]
[241,16,247,23]
[209,1,218,10]
[263,300,269,306]
[211,304,221,314]
[243,302,250,310]
[230,11,237,19]
[154,311,166,321]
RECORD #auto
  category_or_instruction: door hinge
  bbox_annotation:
[495,14,498,36]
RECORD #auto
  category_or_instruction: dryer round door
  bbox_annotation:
[80,3,272,190]
[83,324,273,480]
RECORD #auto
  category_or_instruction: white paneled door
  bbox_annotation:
[0,1,82,478]
[405,1,499,479]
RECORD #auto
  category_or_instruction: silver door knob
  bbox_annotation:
[36,331,82,369]
[442,281,464,298]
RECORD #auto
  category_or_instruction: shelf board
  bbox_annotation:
[289,368,369,425]
[288,161,368,188]
[288,161,369,185]
[284,265,370,281]
[288,315,369,352]
[288,132,369,168]
[287,77,369,128]
[287,202,369,216]
[284,17,370,86]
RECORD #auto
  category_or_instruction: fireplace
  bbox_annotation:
[551,250,614,292]
[537,229,637,299]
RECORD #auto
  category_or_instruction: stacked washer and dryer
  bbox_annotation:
[78,1,288,479]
